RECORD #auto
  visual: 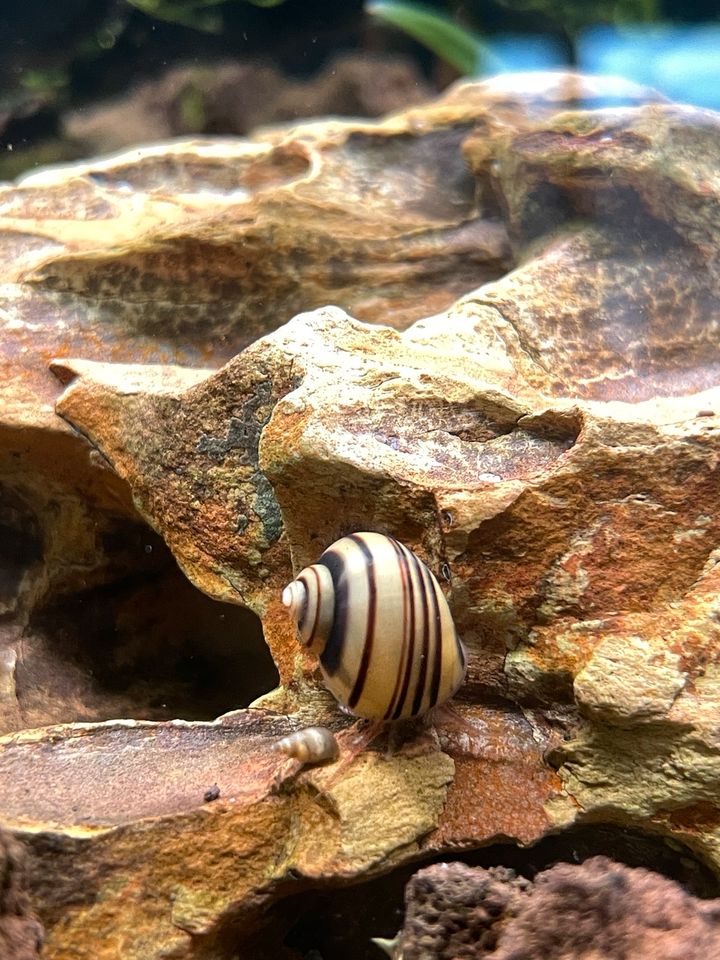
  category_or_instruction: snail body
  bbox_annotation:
[273,726,339,766]
[282,532,466,721]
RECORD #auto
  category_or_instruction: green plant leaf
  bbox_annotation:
[367,1,492,75]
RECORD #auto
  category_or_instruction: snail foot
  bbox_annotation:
[269,756,303,795]
[432,702,490,757]
[320,719,387,789]
[393,723,441,758]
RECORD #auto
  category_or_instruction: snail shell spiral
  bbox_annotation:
[273,726,339,765]
[282,532,466,721]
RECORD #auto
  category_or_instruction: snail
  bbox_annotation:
[273,726,339,766]
[282,532,466,721]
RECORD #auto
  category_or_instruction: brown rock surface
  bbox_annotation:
[0,68,521,736]
[1,71,720,958]
[397,857,720,959]
[0,828,43,960]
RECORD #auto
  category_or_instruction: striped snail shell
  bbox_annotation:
[273,726,339,766]
[282,532,466,721]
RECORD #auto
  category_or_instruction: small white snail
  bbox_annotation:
[282,532,466,721]
[273,726,339,766]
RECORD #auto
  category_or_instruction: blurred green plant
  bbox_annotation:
[367,0,661,75]
[366,2,490,74]
[125,0,285,34]
[20,68,69,94]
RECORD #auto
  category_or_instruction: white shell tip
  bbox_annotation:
[371,936,400,957]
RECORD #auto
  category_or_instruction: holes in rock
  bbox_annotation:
[273,824,720,960]
[18,566,277,726]
[0,486,43,614]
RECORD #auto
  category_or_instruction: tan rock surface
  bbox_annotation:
[1,72,719,958]
[0,68,523,736]
[0,72,517,739]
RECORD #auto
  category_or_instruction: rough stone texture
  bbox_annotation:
[0,66,515,737]
[0,828,43,960]
[397,857,720,959]
[2,713,456,959]
[1,70,719,958]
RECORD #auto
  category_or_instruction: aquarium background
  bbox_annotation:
[0,0,718,181]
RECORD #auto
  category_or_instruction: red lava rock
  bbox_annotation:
[399,857,720,959]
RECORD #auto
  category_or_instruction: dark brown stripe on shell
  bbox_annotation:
[347,534,378,710]
[318,548,348,676]
[297,567,321,646]
[427,575,444,712]
[410,549,431,717]
[391,541,419,720]
[385,538,412,720]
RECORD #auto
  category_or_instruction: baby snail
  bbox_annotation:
[282,531,466,721]
[273,726,340,767]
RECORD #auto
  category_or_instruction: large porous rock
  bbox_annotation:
[396,857,720,959]
[1,71,719,959]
